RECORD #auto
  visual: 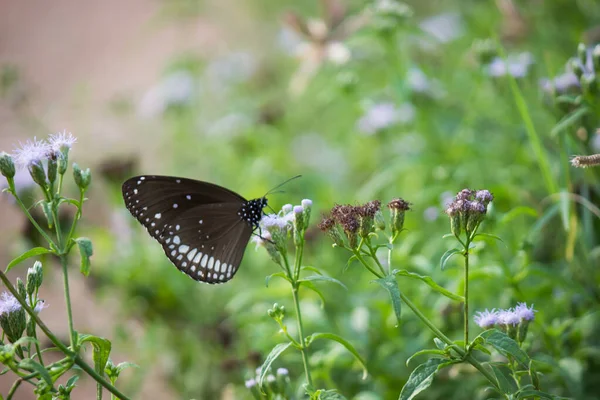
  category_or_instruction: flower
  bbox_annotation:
[356,102,415,135]
[0,292,21,316]
[48,130,76,154]
[487,52,534,78]
[276,368,288,376]
[12,137,49,169]
[514,302,536,321]
[445,188,493,236]
[301,199,312,209]
[497,309,520,326]
[266,375,276,383]
[245,378,257,388]
[473,309,498,329]
[251,231,272,249]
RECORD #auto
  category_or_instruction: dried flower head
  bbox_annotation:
[445,188,493,237]
[571,154,600,168]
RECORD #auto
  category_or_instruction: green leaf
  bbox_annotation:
[115,361,139,375]
[299,281,327,308]
[258,342,292,388]
[17,358,52,385]
[500,206,538,224]
[372,274,402,325]
[399,358,446,400]
[316,389,348,399]
[472,233,506,246]
[307,332,368,379]
[392,269,463,302]
[550,106,589,138]
[75,237,93,276]
[516,389,554,399]
[66,374,80,387]
[440,248,462,270]
[301,266,322,275]
[265,272,291,287]
[479,329,529,368]
[79,334,112,379]
[6,247,51,272]
[343,255,358,273]
[490,364,518,394]
[406,349,447,366]
[298,275,347,290]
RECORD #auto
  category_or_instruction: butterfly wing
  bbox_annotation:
[122,175,253,284]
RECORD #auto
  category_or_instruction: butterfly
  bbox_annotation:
[121,175,269,284]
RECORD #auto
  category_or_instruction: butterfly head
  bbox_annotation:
[239,197,268,228]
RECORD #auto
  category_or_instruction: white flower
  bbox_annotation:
[261,214,290,230]
[357,102,415,135]
[0,292,21,315]
[251,231,272,248]
[487,52,534,78]
[276,367,288,376]
[419,12,464,43]
[245,378,257,388]
[48,130,77,153]
[12,137,49,169]
[301,199,312,209]
[282,204,293,214]
[33,300,47,313]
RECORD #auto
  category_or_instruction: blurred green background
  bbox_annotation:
[1,0,600,399]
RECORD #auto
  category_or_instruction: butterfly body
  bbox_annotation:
[122,175,267,284]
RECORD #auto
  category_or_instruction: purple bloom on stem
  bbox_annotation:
[514,302,536,321]
[0,292,21,315]
[245,378,257,388]
[12,138,49,169]
[474,309,498,328]
[498,309,520,326]
[48,130,77,153]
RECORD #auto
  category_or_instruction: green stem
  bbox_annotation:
[65,190,84,246]
[464,245,469,351]
[353,251,499,390]
[352,250,384,279]
[0,271,132,400]
[6,378,22,400]
[366,239,387,276]
[59,254,77,350]
[7,183,56,249]
[294,240,304,282]
[291,284,313,388]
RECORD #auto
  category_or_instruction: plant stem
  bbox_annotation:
[352,250,384,278]
[291,283,313,388]
[6,378,22,400]
[353,252,499,390]
[8,184,56,249]
[59,254,77,350]
[0,271,131,400]
[464,242,470,351]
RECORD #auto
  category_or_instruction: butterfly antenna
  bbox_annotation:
[264,175,302,197]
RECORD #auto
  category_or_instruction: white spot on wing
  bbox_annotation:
[187,248,197,261]
[201,254,208,267]
[179,245,189,253]
[155,213,162,219]
[193,252,202,263]
[208,257,215,270]
[214,260,221,272]
[173,236,181,245]
[173,204,178,209]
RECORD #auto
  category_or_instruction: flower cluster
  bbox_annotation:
[318,198,410,249]
[245,366,290,400]
[1,131,86,193]
[474,303,536,344]
[541,43,599,96]
[0,262,46,343]
[252,200,312,265]
[444,189,493,238]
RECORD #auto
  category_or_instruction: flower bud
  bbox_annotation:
[577,43,588,66]
[28,159,47,190]
[387,198,410,237]
[47,153,58,186]
[73,163,91,190]
[57,152,68,175]
[0,152,15,179]
[282,204,293,214]
[26,261,43,296]
[569,58,584,79]
[374,210,386,230]
[0,292,26,343]
[581,73,597,95]
[593,44,600,73]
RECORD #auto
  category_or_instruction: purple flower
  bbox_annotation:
[12,137,49,169]
[0,292,21,316]
[48,130,76,153]
[293,205,304,215]
[475,190,494,205]
[474,309,498,328]
[282,204,293,214]
[245,378,257,388]
[498,309,520,326]
[514,302,536,321]
[276,367,289,376]
[301,199,312,209]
